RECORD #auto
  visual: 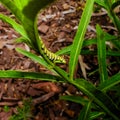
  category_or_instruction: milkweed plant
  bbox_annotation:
[0,0,120,119]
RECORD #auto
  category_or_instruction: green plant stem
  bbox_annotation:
[70,80,120,120]
[105,0,120,32]
[0,0,22,21]
[34,19,69,81]
[69,0,94,81]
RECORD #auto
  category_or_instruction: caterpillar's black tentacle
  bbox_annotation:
[40,40,66,64]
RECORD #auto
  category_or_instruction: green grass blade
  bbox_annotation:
[95,0,120,32]
[16,48,53,71]
[0,70,61,82]
[0,0,22,21]
[56,32,118,56]
[12,0,28,10]
[0,14,28,39]
[56,45,72,55]
[96,25,108,83]
[81,50,120,56]
[111,39,120,50]
[15,37,29,43]
[78,101,92,120]
[22,0,56,21]
[98,72,120,92]
[82,50,120,56]
[111,1,120,11]
[60,95,89,106]
[16,48,69,80]
[60,95,105,119]
[69,0,94,80]
[95,0,107,9]
[0,0,56,50]
[71,79,120,120]
[56,39,97,55]
[105,0,120,32]
[21,0,56,50]
[107,51,120,56]
[90,112,105,119]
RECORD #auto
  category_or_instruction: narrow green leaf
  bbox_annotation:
[111,39,120,50]
[56,32,118,56]
[78,101,92,120]
[16,48,69,81]
[60,95,89,106]
[56,45,72,55]
[106,1,120,32]
[0,0,22,21]
[16,48,53,71]
[13,0,28,10]
[98,72,120,92]
[0,0,56,50]
[96,25,108,83]
[95,0,107,9]
[107,51,120,56]
[20,0,56,50]
[90,111,105,119]
[22,0,56,21]
[69,0,94,80]
[53,65,69,81]
[95,0,120,32]
[71,79,120,120]
[0,14,28,39]
[81,50,120,56]
[60,95,105,119]
[0,70,62,82]
[15,37,29,43]
[56,39,97,55]
[111,1,120,11]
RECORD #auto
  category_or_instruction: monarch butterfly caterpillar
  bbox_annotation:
[41,40,66,64]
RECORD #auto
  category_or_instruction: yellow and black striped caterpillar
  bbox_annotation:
[41,40,66,64]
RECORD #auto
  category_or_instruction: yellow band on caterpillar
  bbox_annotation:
[40,40,66,64]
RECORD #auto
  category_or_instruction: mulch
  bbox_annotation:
[0,0,119,119]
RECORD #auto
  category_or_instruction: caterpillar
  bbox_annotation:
[41,40,66,64]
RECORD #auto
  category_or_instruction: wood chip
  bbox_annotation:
[38,23,49,34]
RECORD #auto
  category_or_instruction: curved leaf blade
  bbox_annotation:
[69,0,94,80]
[71,79,120,120]
[0,0,22,21]
[90,112,105,119]
[20,0,56,50]
[78,101,92,120]
[95,0,107,9]
[16,48,53,71]
[0,14,28,39]
[22,0,56,21]
[0,70,61,82]
[60,95,89,106]
[13,0,28,10]
[96,25,108,83]
[16,48,69,81]
[98,72,120,92]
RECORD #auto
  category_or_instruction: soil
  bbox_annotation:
[0,0,120,120]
